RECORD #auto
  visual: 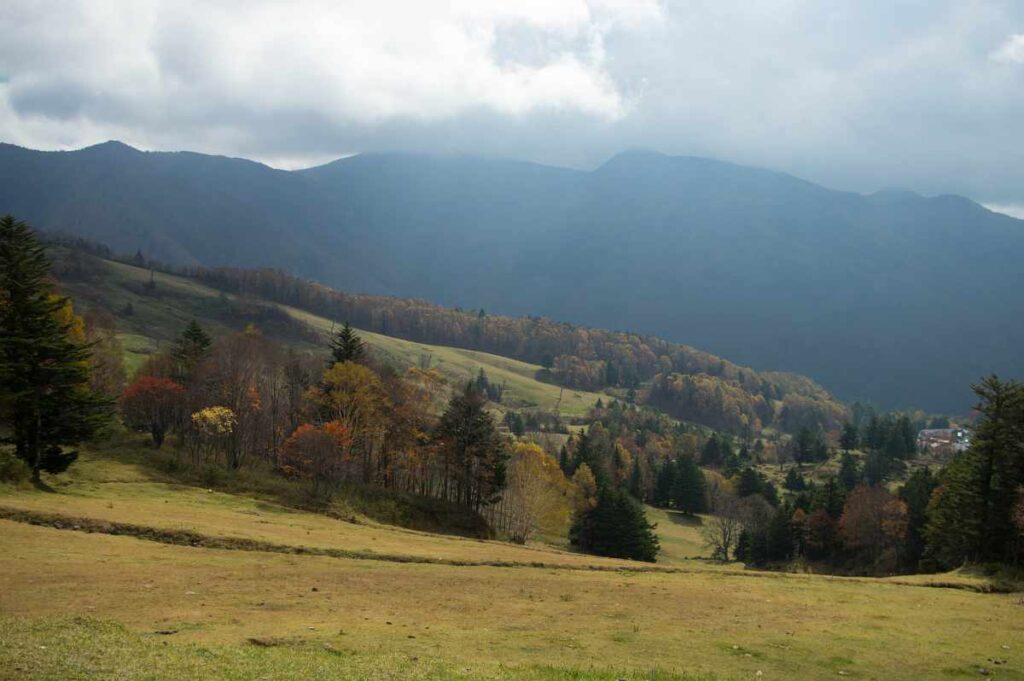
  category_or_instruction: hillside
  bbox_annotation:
[52,252,607,420]
[4,142,1023,411]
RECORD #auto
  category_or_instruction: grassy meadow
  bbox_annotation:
[2,442,1022,680]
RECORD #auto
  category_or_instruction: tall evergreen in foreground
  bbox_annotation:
[329,322,366,365]
[0,216,111,480]
[925,375,1024,567]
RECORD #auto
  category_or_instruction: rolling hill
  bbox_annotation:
[52,252,607,420]
[4,141,1023,411]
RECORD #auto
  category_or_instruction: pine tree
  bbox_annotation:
[0,216,111,480]
[434,381,508,509]
[329,322,366,365]
[672,456,706,514]
[840,422,859,452]
[899,467,938,569]
[570,487,660,562]
[784,467,807,491]
[654,459,676,506]
[628,457,644,501]
[838,451,861,491]
[173,319,211,380]
[925,376,1024,566]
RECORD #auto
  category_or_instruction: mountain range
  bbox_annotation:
[2,140,1022,412]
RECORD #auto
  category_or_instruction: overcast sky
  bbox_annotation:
[2,1,1023,215]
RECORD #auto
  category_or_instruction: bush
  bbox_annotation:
[0,449,32,485]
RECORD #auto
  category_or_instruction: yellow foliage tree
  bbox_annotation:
[492,442,571,544]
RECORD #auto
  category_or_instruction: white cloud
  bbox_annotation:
[0,0,660,151]
[0,0,1023,210]
[983,203,1024,220]
[991,33,1024,64]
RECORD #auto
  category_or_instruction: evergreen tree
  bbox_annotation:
[737,467,763,498]
[794,427,814,466]
[173,319,212,380]
[784,467,807,491]
[0,216,111,480]
[838,451,861,491]
[672,456,706,514]
[558,443,572,475]
[701,434,723,467]
[863,449,889,485]
[434,381,508,510]
[329,321,366,365]
[628,457,644,501]
[899,467,938,569]
[654,459,676,507]
[925,376,1024,566]
[570,487,660,562]
[840,422,859,452]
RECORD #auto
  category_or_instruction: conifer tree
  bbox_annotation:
[570,487,660,562]
[925,376,1024,566]
[838,451,861,491]
[173,319,211,380]
[840,422,859,452]
[329,321,366,365]
[672,456,706,514]
[0,216,111,480]
[433,381,508,509]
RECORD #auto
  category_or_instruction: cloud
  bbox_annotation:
[991,33,1024,63]
[0,1,1023,208]
[0,1,656,135]
[984,202,1024,220]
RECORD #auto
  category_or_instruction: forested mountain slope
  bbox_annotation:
[4,141,1022,411]
[49,244,844,435]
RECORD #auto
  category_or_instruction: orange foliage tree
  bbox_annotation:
[839,485,908,570]
[279,421,353,498]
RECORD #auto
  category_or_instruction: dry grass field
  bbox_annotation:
[2,446,1023,680]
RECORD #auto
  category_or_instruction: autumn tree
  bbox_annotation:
[279,421,353,499]
[82,307,126,398]
[0,216,111,480]
[188,406,236,465]
[702,492,743,561]
[120,376,185,448]
[839,485,908,571]
[491,442,571,543]
[308,361,391,483]
[569,463,598,516]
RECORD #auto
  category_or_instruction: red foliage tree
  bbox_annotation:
[120,376,185,448]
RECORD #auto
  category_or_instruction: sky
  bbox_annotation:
[2,1,1023,216]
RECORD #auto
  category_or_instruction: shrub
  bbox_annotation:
[0,449,32,485]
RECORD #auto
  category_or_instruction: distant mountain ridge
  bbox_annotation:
[3,140,1022,411]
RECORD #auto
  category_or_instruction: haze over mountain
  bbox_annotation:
[2,140,1022,412]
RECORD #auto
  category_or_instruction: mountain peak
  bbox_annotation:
[79,140,142,156]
